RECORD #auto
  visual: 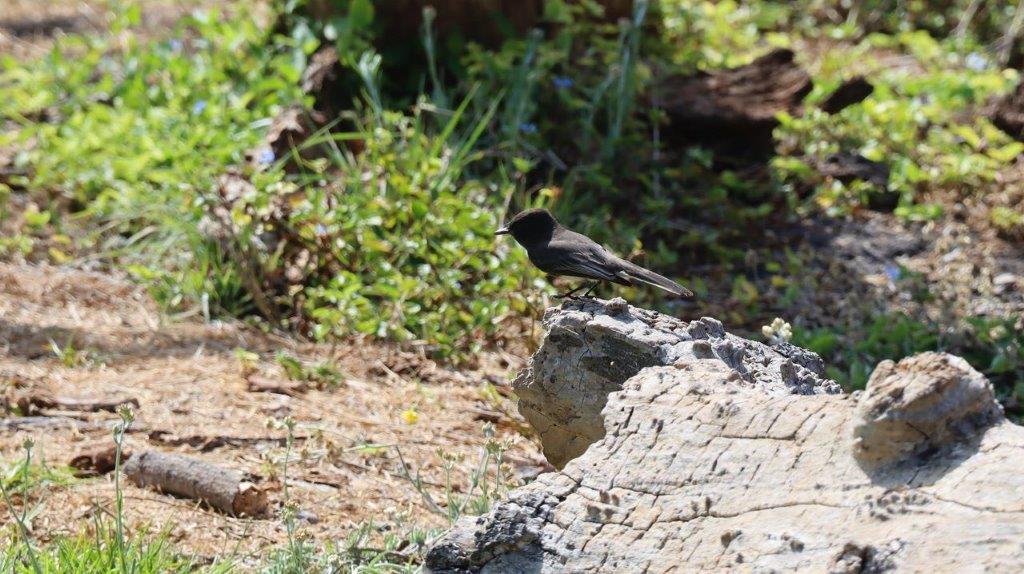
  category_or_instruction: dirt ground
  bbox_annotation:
[0,0,252,59]
[0,262,544,565]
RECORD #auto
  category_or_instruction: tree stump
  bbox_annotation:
[991,80,1024,140]
[659,49,813,165]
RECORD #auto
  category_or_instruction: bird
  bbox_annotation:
[495,208,693,299]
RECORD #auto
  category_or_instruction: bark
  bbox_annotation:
[991,80,1024,141]
[512,297,838,469]
[426,299,1024,573]
[820,76,874,114]
[16,391,138,414]
[659,48,813,165]
[123,451,267,516]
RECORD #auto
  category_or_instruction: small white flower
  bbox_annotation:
[762,317,793,344]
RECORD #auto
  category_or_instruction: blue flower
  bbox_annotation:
[169,39,183,52]
[315,223,328,236]
[552,76,574,89]
[884,264,901,282]
[519,122,538,134]
[256,148,276,165]
[192,100,208,114]
[965,52,988,71]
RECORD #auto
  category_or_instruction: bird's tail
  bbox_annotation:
[618,260,694,298]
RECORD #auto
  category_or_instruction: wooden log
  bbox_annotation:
[16,391,139,414]
[820,76,874,114]
[69,443,128,476]
[298,0,633,48]
[0,413,146,431]
[246,375,307,397]
[123,451,267,516]
[427,300,1024,572]
[659,48,813,165]
[991,80,1024,141]
[147,429,308,452]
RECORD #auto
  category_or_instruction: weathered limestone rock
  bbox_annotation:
[853,352,1003,470]
[513,298,840,468]
[427,300,1024,573]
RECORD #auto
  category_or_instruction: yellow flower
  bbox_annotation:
[401,409,419,425]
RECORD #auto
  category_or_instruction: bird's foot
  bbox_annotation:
[555,282,599,301]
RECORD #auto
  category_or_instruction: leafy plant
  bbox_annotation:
[794,313,941,390]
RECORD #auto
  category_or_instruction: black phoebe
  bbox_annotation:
[496,208,693,298]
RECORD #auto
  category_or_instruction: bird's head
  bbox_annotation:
[495,208,558,245]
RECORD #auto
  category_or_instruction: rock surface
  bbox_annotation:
[427,299,1024,573]
[513,298,840,468]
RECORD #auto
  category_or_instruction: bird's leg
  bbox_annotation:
[580,282,599,298]
[554,283,588,300]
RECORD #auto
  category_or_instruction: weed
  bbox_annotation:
[1,439,44,574]
[276,352,346,389]
[47,338,84,368]
[392,422,514,526]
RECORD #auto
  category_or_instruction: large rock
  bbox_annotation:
[513,298,840,468]
[427,300,1023,572]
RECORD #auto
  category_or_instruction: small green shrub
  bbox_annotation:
[774,31,1020,217]
[207,99,536,358]
[795,313,1024,418]
[990,206,1024,239]
[793,313,940,389]
[0,526,216,574]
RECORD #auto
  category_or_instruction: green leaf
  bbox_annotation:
[349,0,375,29]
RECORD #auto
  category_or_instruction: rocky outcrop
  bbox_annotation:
[512,298,840,469]
[427,299,1024,573]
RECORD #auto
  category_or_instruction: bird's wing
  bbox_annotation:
[539,234,624,282]
[548,255,622,282]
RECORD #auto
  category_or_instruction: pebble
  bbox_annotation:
[297,510,320,524]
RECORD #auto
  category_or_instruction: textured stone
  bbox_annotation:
[512,298,840,468]
[427,302,1024,573]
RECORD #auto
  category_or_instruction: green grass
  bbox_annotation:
[0,526,225,574]
[1,0,1022,412]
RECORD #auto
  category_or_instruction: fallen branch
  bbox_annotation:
[16,392,139,414]
[246,375,307,397]
[148,430,309,452]
[123,450,268,516]
[0,417,151,435]
[70,444,129,476]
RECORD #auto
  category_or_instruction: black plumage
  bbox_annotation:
[496,208,693,298]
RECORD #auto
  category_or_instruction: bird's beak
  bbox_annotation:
[495,226,510,236]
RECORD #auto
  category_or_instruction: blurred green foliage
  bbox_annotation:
[775,31,1019,217]
[0,0,1022,388]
